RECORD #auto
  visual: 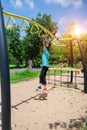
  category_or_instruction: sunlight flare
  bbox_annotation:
[72,25,83,37]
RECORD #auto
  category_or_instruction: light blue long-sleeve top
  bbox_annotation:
[42,49,50,67]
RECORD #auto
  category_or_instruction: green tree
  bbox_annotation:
[6,26,22,67]
[22,33,41,68]
[23,13,58,68]
[36,13,58,32]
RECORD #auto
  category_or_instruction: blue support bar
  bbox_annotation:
[0,0,11,130]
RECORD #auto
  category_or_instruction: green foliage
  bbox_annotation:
[6,15,87,68]
[49,45,60,64]
[9,64,25,69]
[22,33,41,66]
[36,13,58,31]
[49,44,70,65]
[6,26,23,66]
[23,13,58,67]
[80,126,87,130]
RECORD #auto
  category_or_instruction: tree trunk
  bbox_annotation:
[16,60,20,68]
[28,60,32,71]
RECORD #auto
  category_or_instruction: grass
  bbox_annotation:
[9,64,25,69]
[10,69,69,84]
[10,70,40,83]
[80,126,87,130]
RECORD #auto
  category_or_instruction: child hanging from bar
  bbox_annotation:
[36,35,51,91]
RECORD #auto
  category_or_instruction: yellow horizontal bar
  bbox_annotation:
[58,37,73,41]
[3,10,73,43]
[3,10,55,39]
[49,67,80,72]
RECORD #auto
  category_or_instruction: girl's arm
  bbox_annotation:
[43,38,47,51]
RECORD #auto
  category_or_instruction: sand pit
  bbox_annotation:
[10,76,87,130]
[0,73,87,130]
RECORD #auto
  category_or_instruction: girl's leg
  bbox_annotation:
[39,66,48,90]
[42,66,48,90]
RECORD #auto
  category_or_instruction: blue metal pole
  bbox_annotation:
[0,0,11,130]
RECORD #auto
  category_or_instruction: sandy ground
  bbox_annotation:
[0,73,87,130]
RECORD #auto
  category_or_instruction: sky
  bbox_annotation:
[1,0,87,35]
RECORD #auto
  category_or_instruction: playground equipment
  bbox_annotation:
[3,10,73,44]
[0,1,87,130]
[3,10,55,40]
[0,2,11,130]
[47,63,83,89]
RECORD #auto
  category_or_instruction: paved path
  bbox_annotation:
[10,68,41,73]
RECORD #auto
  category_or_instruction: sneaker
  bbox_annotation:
[36,86,42,91]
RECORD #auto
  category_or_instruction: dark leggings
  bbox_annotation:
[39,66,48,85]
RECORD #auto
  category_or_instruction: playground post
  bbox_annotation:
[77,38,87,93]
[72,26,87,93]
[0,0,11,130]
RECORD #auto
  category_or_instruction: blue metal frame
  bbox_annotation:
[0,0,11,130]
